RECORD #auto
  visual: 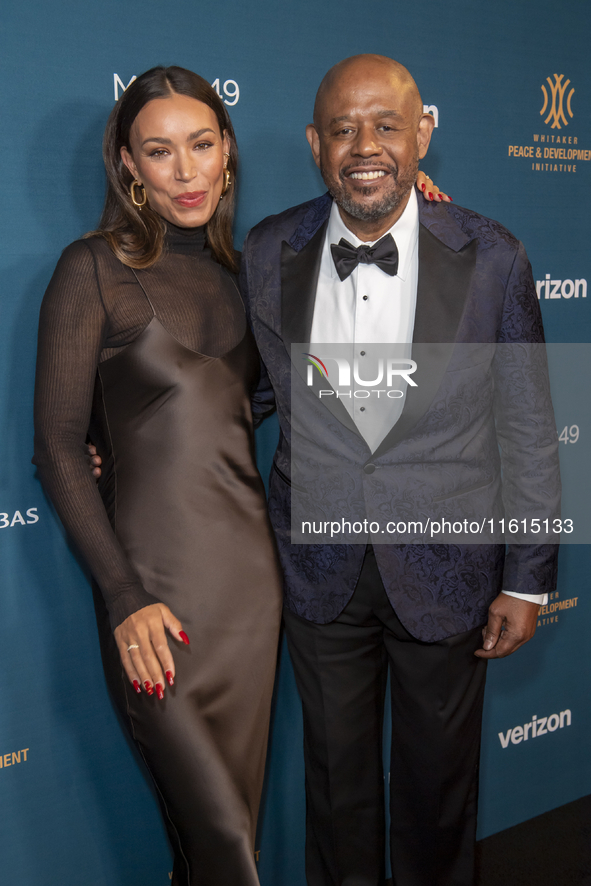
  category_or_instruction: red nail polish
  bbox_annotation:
[166,670,174,686]
[428,192,434,200]
[133,680,141,694]
[421,182,426,191]
[179,631,190,645]
[156,683,164,700]
[448,196,453,201]
[144,681,154,696]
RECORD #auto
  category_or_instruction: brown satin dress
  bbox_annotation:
[93,314,282,884]
[35,229,282,886]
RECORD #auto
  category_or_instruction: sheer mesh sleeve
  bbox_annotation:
[33,241,160,629]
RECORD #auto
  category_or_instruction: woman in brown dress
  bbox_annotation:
[33,66,282,886]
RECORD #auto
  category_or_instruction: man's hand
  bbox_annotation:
[474,592,539,659]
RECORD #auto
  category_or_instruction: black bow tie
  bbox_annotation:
[330,233,399,282]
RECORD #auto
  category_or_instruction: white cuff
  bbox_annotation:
[502,590,548,605]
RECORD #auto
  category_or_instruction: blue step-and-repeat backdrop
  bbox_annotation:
[0,1,589,883]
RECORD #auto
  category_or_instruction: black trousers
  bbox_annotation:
[283,546,488,886]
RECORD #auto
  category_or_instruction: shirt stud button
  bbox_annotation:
[362,295,368,301]
[360,350,366,356]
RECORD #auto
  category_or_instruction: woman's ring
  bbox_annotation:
[127,644,140,652]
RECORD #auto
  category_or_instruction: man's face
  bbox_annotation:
[307,62,433,238]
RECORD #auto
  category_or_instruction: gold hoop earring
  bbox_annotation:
[130,180,147,208]
[220,154,231,199]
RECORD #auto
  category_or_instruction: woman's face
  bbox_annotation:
[121,93,230,228]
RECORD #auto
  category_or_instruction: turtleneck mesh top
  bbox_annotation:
[33,224,248,627]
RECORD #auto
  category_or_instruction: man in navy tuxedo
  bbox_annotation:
[242,55,559,886]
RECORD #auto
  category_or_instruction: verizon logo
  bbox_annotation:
[498,709,571,748]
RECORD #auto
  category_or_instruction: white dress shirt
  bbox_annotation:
[309,191,547,607]
[311,190,419,454]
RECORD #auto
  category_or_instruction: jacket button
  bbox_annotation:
[363,463,376,474]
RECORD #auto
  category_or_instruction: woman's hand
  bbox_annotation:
[85,443,102,478]
[114,603,190,699]
[416,170,452,203]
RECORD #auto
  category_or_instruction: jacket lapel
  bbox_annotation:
[372,213,478,457]
[281,220,327,348]
[282,220,361,436]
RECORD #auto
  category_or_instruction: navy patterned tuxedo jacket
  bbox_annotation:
[241,190,560,642]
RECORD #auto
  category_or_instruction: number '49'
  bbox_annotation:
[211,79,240,106]
[558,425,579,444]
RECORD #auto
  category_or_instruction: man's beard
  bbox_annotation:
[320,157,418,223]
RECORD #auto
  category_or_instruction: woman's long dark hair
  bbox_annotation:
[86,66,238,272]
